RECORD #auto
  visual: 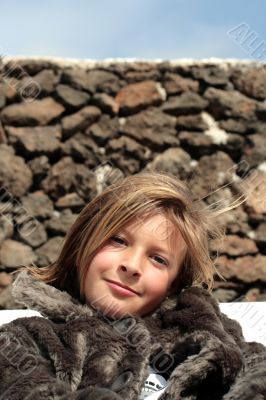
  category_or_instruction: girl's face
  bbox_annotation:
[83,213,187,318]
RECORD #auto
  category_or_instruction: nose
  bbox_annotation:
[119,249,142,277]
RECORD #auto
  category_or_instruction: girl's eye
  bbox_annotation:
[153,255,168,266]
[111,236,126,245]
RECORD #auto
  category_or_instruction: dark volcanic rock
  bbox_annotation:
[0,239,37,269]
[162,92,208,116]
[6,125,61,157]
[231,67,266,100]
[45,209,78,235]
[216,254,266,283]
[62,105,101,138]
[204,88,257,121]
[87,115,119,145]
[56,84,90,109]
[120,108,179,150]
[41,156,98,201]
[115,80,165,115]
[36,236,64,266]
[21,191,54,219]
[145,147,192,180]
[190,65,230,87]
[0,97,65,126]
[62,69,121,94]
[0,145,33,197]
[176,114,209,131]
[162,73,199,95]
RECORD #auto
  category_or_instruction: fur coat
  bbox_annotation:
[0,271,265,400]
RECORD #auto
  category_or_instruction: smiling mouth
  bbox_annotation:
[105,279,140,296]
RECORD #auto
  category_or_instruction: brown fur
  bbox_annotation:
[0,271,264,400]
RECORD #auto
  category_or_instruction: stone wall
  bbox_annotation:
[0,57,266,308]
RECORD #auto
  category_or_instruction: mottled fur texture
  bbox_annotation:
[0,271,265,400]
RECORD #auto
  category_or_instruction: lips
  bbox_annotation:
[105,279,140,295]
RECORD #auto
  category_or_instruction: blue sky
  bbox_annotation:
[0,0,265,60]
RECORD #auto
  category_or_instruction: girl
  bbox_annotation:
[0,171,265,400]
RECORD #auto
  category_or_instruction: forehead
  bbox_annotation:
[121,213,181,244]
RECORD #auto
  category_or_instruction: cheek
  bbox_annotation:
[88,251,113,274]
[144,272,169,298]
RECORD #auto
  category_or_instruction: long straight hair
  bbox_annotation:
[22,171,243,301]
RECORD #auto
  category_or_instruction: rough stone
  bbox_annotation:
[18,220,47,248]
[162,73,199,95]
[45,209,78,235]
[107,136,150,163]
[0,272,13,287]
[36,236,64,266]
[239,170,266,215]
[256,102,266,121]
[144,147,192,180]
[212,288,238,302]
[0,121,7,144]
[204,88,257,121]
[216,206,250,235]
[120,108,179,150]
[0,97,65,126]
[0,202,13,215]
[2,59,60,76]
[41,156,98,201]
[92,93,118,115]
[87,115,119,145]
[108,153,140,175]
[210,235,258,257]
[216,254,266,283]
[115,80,165,116]
[62,133,100,166]
[244,287,266,302]
[162,92,208,116]
[241,134,266,168]
[124,69,161,83]
[61,69,91,91]
[35,69,60,92]
[0,144,33,197]
[190,65,229,87]
[218,119,250,135]
[255,222,266,245]
[188,151,235,199]
[86,69,122,94]
[62,69,121,94]
[62,105,101,138]
[28,155,51,183]
[0,214,13,245]
[178,131,214,157]
[231,68,266,100]
[0,239,37,269]
[176,114,209,131]
[221,134,245,159]
[6,125,62,157]
[0,87,5,109]
[0,286,24,310]
[55,84,90,109]
[22,69,60,95]
[0,81,17,102]
[21,191,54,219]
[55,193,85,211]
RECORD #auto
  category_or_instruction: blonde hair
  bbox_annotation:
[22,171,241,301]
